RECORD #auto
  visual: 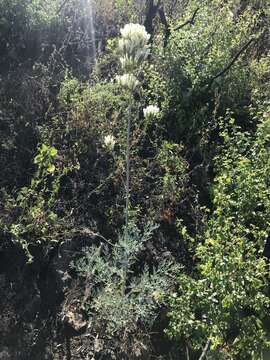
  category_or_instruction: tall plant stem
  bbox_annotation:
[122,94,132,295]
[125,94,132,228]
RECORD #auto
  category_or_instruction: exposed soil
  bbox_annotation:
[0,234,95,360]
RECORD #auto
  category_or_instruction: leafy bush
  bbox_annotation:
[168,108,270,359]
[1,143,78,261]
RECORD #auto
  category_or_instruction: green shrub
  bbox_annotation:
[1,143,78,262]
[167,107,270,359]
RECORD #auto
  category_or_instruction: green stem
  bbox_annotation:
[125,95,132,228]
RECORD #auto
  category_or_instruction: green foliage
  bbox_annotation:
[0,0,270,358]
[168,108,270,359]
[57,75,128,140]
[73,222,178,358]
[0,0,59,69]
[1,144,77,262]
[143,0,269,143]
[157,141,189,206]
[169,0,256,86]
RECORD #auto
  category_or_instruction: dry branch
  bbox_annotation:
[207,38,255,87]
[174,7,200,31]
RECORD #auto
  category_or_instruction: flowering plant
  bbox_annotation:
[116,73,139,91]
[115,23,151,226]
[119,23,150,72]
[103,134,116,151]
[143,105,160,121]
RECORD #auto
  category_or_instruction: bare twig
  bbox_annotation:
[59,11,77,52]
[198,339,211,360]
[207,38,255,88]
[57,0,69,15]
[186,344,190,360]
[158,6,170,32]
[174,7,200,31]
[158,6,171,46]
[144,2,198,47]
[160,6,200,46]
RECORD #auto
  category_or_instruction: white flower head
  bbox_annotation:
[120,23,150,43]
[103,134,116,151]
[143,105,160,120]
[119,23,150,71]
[116,73,139,91]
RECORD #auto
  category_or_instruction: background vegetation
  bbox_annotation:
[0,0,269,359]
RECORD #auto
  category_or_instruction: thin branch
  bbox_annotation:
[158,6,171,46]
[59,11,77,52]
[198,339,211,360]
[186,344,190,360]
[57,0,69,15]
[207,38,255,87]
[158,6,169,31]
[174,7,200,31]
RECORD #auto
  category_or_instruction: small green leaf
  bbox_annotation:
[50,147,58,157]
[47,164,56,173]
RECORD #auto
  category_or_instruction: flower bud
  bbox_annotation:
[116,73,140,92]
[103,135,116,151]
[143,105,160,121]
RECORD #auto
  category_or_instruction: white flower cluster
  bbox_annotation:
[143,105,160,120]
[116,24,150,91]
[103,134,116,151]
[119,24,150,71]
[120,23,150,42]
[116,73,139,91]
